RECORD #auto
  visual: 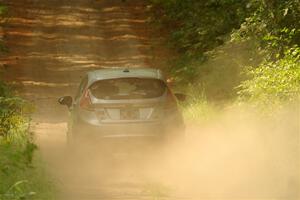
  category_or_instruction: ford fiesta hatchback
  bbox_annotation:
[58,68,185,143]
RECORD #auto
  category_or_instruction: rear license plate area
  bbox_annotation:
[120,108,139,120]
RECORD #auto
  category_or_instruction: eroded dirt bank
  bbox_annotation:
[1,0,299,200]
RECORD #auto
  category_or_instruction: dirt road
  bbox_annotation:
[1,0,299,199]
[1,0,170,199]
[2,0,152,122]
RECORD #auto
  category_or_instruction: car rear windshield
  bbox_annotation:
[89,78,166,100]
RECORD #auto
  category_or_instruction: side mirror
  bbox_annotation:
[174,93,187,102]
[58,96,73,108]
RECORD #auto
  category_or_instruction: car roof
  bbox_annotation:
[86,68,165,85]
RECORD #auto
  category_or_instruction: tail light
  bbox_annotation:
[80,89,94,111]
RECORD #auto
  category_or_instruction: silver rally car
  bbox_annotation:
[58,68,185,142]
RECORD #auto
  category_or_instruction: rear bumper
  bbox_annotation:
[71,119,174,140]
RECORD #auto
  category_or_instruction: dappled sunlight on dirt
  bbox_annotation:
[1,0,152,77]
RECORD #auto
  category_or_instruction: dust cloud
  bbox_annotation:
[38,103,299,200]
[161,104,300,199]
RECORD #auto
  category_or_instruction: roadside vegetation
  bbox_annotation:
[0,4,56,200]
[0,82,56,200]
[0,82,58,200]
[149,0,300,118]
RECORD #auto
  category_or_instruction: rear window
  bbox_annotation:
[89,78,166,100]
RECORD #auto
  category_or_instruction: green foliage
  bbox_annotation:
[181,87,218,121]
[1,180,36,200]
[0,4,7,15]
[232,0,300,58]
[0,82,12,97]
[151,0,249,55]
[238,46,300,106]
[168,54,206,85]
[150,0,300,107]
[0,153,57,200]
[233,0,300,106]
[0,97,31,138]
[0,81,33,144]
[0,82,55,200]
[171,42,257,100]
[149,0,256,98]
